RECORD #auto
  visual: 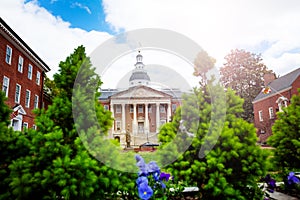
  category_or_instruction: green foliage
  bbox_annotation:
[193,50,216,85]
[2,46,138,199]
[220,49,273,122]
[0,92,31,199]
[158,83,267,199]
[267,89,300,170]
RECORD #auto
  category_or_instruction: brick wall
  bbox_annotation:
[253,76,300,142]
[0,26,46,129]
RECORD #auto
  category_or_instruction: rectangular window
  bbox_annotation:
[34,95,39,109]
[32,124,37,130]
[5,45,12,64]
[160,105,166,113]
[172,104,177,112]
[18,56,24,72]
[23,122,28,129]
[269,107,274,119]
[116,105,121,113]
[36,71,41,85]
[15,84,21,103]
[104,105,109,110]
[28,64,33,80]
[2,76,10,97]
[116,121,121,131]
[148,105,152,113]
[25,90,31,108]
[130,105,133,113]
[138,105,143,113]
[258,110,263,122]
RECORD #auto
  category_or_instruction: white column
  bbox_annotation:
[121,103,126,133]
[145,103,149,134]
[156,103,160,133]
[110,103,114,133]
[133,103,137,135]
[167,103,171,122]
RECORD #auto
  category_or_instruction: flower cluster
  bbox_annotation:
[264,174,276,193]
[287,172,300,185]
[135,154,171,200]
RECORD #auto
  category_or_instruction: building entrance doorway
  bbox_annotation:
[138,122,144,134]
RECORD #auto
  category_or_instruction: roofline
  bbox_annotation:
[0,17,50,72]
[252,86,292,104]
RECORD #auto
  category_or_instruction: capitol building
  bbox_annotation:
[99,52,184,148]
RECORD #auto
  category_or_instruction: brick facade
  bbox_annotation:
[253,70,300,143]
[0,18,50,130]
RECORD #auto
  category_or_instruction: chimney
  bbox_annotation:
[263,73,276,86]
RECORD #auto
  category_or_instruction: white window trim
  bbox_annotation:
[25,89,31,108]
[269,107,274,119]
[2,76,10,97]
[18,56,24,73]
[36,71,40,85]
[34,95,39,109]
[5,45,12,64]
[28,64,33,80]
[23,122,28,129]
[32,124,37,130]
[258,110,263,122]
[15,84,21,103]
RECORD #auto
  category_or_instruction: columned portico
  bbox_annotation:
[133,103,137,136]
[121,103,126,133]
[145,103,149,134]
[156,103,160,133]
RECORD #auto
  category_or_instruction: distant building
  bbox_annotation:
[99,52,182,147]
[0,17,50,131]
[253,68,300,143]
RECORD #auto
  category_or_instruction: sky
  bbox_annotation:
[1,0,300,89]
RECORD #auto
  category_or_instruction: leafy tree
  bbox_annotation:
[158,82,268,199]
[267,89,300,170]
[220,49,272,122]
[3,46,139,200]
[193,50,216,86]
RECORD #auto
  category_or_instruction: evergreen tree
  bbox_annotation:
[0,92,30,199]
[158,83,268,199]
[267,89,300,170]
[4,46,138,200]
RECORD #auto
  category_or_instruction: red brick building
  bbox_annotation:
[0,18,50,131]
[253,68,300,143]
[99,53,182,147]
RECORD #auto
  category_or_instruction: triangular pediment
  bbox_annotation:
[110,85,172,99]
[13,104,26,115]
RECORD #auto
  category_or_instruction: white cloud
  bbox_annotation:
[0,0,111,78]
[103,0,300,75]
[1,0,300,85]
[72,2,91,14]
